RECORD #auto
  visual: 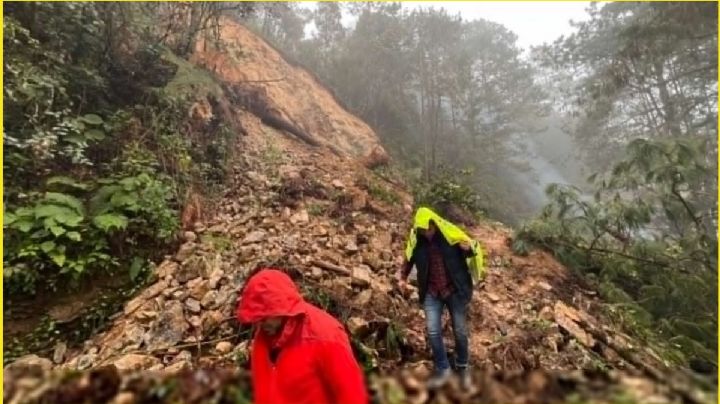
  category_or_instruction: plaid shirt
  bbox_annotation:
[426,237,455,298]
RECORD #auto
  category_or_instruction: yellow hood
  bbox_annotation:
[404,207,486,283]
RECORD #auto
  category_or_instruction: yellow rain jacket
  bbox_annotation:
[405,207,486,284]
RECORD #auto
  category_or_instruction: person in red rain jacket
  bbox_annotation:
[236,268,369,404]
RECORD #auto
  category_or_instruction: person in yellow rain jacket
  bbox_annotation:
[396,207,484,390]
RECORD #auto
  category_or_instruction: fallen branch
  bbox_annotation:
[538,238,670,268]
[311,259,351,276]
[261,114,320,147]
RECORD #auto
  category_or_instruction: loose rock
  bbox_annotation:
[487,292,502,303]
[124,280,168,315]
[201,310,225,331]
[110,392,137,404]
[345,240,359,253]
[4,355,53,380]
[242,230,267,245]
[189,279,210,301]
[112,354,160,372]
[208,269,225,289]
[290,209,309,224]
[53,342,67,364]
[175,242,197,262]
[201,290,219,309]
[176,256,206,283]
[216,341,233,354]
[163,360,189,376]
[143,301,188,351]
[351,265,372,287]
[537,281,553,291]
[76,354,96,371]
[539,306,554,321]
[188,315,202,329]
[347,317,368,334]
[155,260,179,279]
[353,289,373,306]
[310,266,323,279]
[185,298,202,314]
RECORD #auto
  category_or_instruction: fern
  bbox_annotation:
[43,192,85,215]
[34,204,83,226]
[5,172,177,294]
[92,213,129,232]
[46,176,90,191]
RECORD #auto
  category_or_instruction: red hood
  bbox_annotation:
[237,269,305,323]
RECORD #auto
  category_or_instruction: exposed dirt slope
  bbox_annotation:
[191,18,384,159]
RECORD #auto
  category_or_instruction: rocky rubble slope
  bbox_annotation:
[5,125,714,404]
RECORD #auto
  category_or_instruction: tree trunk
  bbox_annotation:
[654,61,682,137]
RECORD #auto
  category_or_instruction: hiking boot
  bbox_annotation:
[427,368,452,389]
[457,367,472,390]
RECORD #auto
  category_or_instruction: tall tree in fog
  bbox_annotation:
[405,8,464,176]
[537,2,717,169]
[248,3,308,55]
[518,2,718,363]
[537,1,718,238]
[333,3,414,151]
[448,19,547,180]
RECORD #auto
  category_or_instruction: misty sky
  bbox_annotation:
[401,2,592,49]
[304,2,592,51]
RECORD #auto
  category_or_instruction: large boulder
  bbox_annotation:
[143,301,188,351]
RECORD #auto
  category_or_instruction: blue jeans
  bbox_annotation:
[423,292,469,372]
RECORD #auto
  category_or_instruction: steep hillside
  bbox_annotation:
[3,19,714,404]
[191,18,385,159]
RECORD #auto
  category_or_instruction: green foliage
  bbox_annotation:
[129,257,146,282]
[351,337,379,374]
[92,213,128,232]
[413,167,484,217]
[4,4,246,298]
[233,345,250,368]
[4,190,111,293]
[511,238,531,256]
[307,203,327,216]
[4,172,177,294]
[301,284,334,313]
[223,385,253,404]
[260,139,284,166]
[516,138,717,367]
[46,176,91,191]
[4,316,60,366]
[383,321,404,359]
[162,50,223,98]
[201,234,233,252]
[3,12,109,179]
[360,176,400,205]
[90,173,179,241]
[562,389,640,404]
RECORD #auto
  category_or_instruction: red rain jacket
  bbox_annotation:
[236,269,368,404]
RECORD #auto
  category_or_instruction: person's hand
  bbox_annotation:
[459,241,472,251]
